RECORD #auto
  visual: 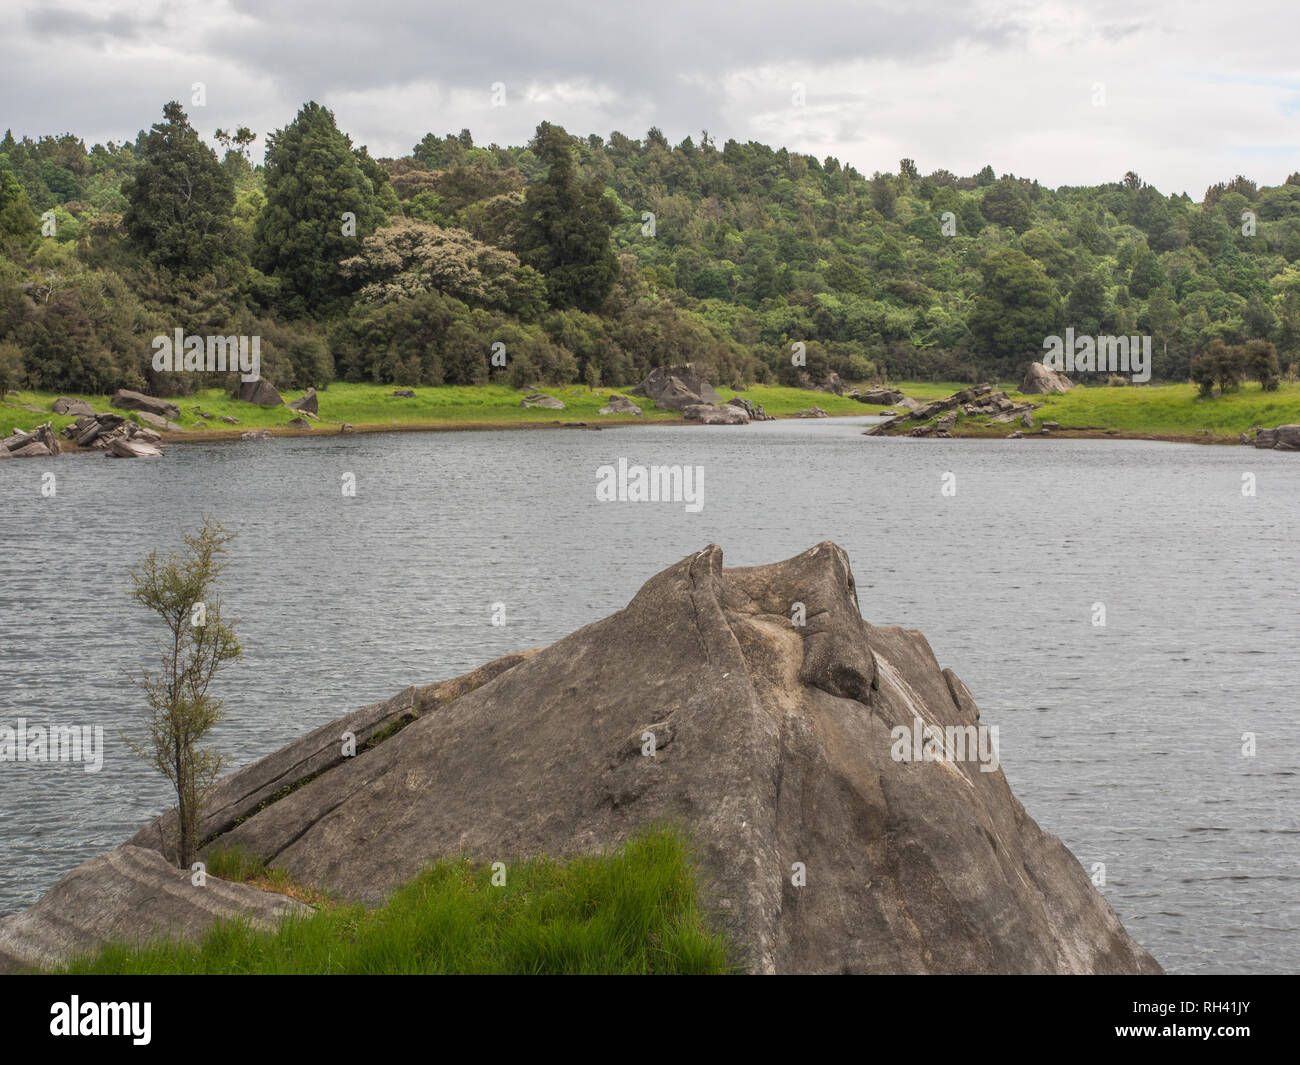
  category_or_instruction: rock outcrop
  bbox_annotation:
[288,388,318,414]
[110,389,180,419]
[0,544,1162,975]
[683,403,749,425]
[598,394,642,416]
[0,846,307,972]
[52,397,95,417]
[1252,425,1300,451]
[1021,362,1075,395]
[3,423,61,458]
[854,387,905,406]
[630,364,723,411]
[235,377,284,407]
[725,395,773,421]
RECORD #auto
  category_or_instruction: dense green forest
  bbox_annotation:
[2,99,1299,399]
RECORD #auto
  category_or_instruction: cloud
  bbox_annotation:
[0,0,1296,194]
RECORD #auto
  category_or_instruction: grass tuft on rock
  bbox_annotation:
[53,827,733,975]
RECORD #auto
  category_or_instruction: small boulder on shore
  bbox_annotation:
[684,403,749,425]
[136,411,182,432]
[111,389,180,419]
[597,394,642,416]
[520,393,565,410]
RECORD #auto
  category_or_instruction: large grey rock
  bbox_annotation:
[105,437,162,458]
[683,403,749,425]
[106,543,1161,975]
[0,845,307,973]
[1273,425,1300,450]
[597,394,642,416]
[235,377,283,407]
[630,364,723,411]
[288,388,318,414]
[856,387,905,405]
[1021,362,1075,395]
[110,389,180,419]
[52,397,95,417]
[725,395,773,421]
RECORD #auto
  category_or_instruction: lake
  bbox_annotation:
[1,415,1296,973]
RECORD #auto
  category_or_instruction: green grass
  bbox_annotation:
[1015,381,1300,438]
[880,380,1300,441]
[1,380,869,439]
[10,377,1297,445]
[51,827,733,975]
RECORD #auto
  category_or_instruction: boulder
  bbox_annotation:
[936,413,957,432]
[1042,421,1061,431]
[597,394,642,416]
[630,364,723,411]
[1020,362,1075,395]
[52,397,94,417]
[110,389,180,419]
[287,417,312,430]
[391,389,416,398]
[104,437,162,458]
[4,424,60,457]
[241,429,271,441]
[856,388,905,405]
[136,411,182,432]
[1254,428,1278,449]
[683,403,749,425]
[7,440,52,458]
[1274,425,1300,449]
[1022,411,1034,428]
[724,395,773,421]
[235,377,283,407]
[896,397,921,412]
[794,407,828,418]
[520,393,565,410]
[288,388,318,414]
[218,416,239,424]
[812,372,846,395]
[0,846,307,972]
[65,543,1166,975]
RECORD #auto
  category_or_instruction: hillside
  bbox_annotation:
[1,102,1298,400]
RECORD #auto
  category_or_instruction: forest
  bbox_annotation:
[1,99,1298,399]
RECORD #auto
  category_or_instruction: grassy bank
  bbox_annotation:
[51,828,733,975]
[9,378,1292,446]
[880,380,1300,442]
[1,381,869,441]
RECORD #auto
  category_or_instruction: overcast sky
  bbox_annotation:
[2,0,1297,196]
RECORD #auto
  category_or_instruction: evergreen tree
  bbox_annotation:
[515,122,619,312]
[121,101,234,274]
[254,101,382,314]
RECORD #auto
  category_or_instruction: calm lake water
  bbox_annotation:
[2,415,1297,973]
